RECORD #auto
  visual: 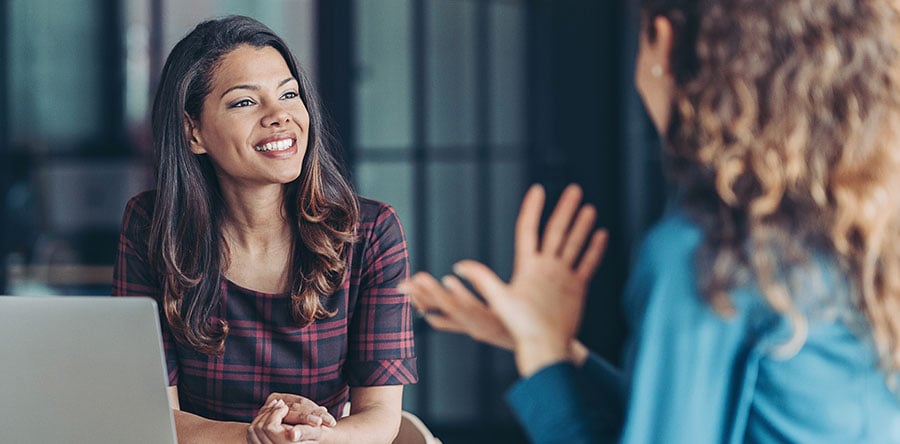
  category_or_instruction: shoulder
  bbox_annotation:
[633,211,702,273]
[356,196,404,236]
[121,190,157,231]
[351,197,409,280]
[124,190,157,217]
[353,196,408,262]
[623,212,706,326]
[356,196,400,223]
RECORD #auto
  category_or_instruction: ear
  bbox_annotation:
[649,16,675,76]
[184,113,207,155]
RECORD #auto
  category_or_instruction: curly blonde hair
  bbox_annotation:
[646,0,900,370]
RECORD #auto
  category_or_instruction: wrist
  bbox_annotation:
[514,337,573,377]
[570,339,589,367]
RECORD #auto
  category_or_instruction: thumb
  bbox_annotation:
[452,260,510,308]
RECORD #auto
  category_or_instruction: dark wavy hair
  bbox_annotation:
[643,0,900,371]
[149,15,359,355]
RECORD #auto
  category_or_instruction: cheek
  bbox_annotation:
[298,106,311,130]
[634,45,651,98]
[634,67,647,99]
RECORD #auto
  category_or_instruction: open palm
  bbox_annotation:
[454,184,607,374]
[404,184,607,376]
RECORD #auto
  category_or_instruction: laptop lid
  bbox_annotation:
[0,296,177,444]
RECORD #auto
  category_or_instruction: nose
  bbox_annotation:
[262,103,291,127]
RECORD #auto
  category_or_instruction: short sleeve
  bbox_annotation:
[345,202,418,386]
[112,191,180,386]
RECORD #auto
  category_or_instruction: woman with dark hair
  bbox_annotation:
[402,0,900,442]
[113,16,417,443]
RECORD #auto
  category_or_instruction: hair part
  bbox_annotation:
[149,15,358,355]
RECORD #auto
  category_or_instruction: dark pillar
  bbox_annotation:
[316,0,357,169]
[527,0,629,363]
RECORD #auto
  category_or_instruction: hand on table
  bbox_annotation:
[247,393,337,443]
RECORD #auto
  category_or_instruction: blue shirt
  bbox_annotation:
[507,214,900,443]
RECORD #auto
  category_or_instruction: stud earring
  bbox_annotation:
[651,64,663,78]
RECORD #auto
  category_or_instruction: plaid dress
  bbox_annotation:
[113,191,417,421]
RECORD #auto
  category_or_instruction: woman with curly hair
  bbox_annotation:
[401,0,900,442]
[113,16,416,443]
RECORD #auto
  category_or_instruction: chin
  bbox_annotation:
[281,169,303,184]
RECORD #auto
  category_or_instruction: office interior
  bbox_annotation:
[0,0,666,442]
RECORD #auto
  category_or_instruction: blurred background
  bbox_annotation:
[0,0,666,442]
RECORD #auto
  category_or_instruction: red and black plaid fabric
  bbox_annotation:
[113,191,417,421]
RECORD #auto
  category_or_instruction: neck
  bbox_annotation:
[219,183,293,250]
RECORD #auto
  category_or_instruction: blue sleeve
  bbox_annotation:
[505,215,755,444]
[505,353,626,444]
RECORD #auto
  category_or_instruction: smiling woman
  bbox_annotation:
[186,45,309,188]
[112,16,417,444]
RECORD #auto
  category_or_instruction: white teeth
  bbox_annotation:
[254,139,293,152]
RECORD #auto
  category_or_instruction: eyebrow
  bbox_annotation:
[220,77,296,98]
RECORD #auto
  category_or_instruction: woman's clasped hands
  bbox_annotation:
[247,393,337,444]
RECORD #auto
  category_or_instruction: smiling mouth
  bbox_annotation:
[254,138,295,152]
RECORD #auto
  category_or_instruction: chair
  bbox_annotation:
[392,411,442,444]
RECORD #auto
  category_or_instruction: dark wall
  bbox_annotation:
[528,0,635,363]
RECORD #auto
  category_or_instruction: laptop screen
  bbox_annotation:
[0,296,177,444]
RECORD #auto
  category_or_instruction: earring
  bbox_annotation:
[651,64,663,78]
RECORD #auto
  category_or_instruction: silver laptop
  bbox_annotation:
[0,296,177,443]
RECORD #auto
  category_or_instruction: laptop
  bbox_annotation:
[0,296,177,444]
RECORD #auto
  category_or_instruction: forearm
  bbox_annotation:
[173,409,248,444]
[321,404,400,444]
[311,384,404,444]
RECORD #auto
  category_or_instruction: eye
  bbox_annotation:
[229,98,255,108]
[281,91,299,100]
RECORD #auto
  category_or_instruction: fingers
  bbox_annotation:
[281,402,336,428]
[299,405,335,428]
[452,260,509,309]
[402,272,469,334]
[263,393,336,430]
[317,407,337,428]
[559,203,598,265]
[441,274,485,311]
[405,272,451,314]
[541,184,584,256]
[514,184,546,261]
[248,399,291,444]
[422,311,468,334]
[576,229,609,280]
[290,424,324,442]
[283,407,321,427]
[442,274,516,350]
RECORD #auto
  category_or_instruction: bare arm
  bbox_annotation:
[167,386,248,444]
[320,386,403,444]
[167,386,338,444]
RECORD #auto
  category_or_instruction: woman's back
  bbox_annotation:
[747,320,900,442]
[621,214,900,443]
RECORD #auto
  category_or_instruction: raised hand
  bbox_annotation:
[434,184,607,376]
[402,184,606,376]
[402,270,516,351]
